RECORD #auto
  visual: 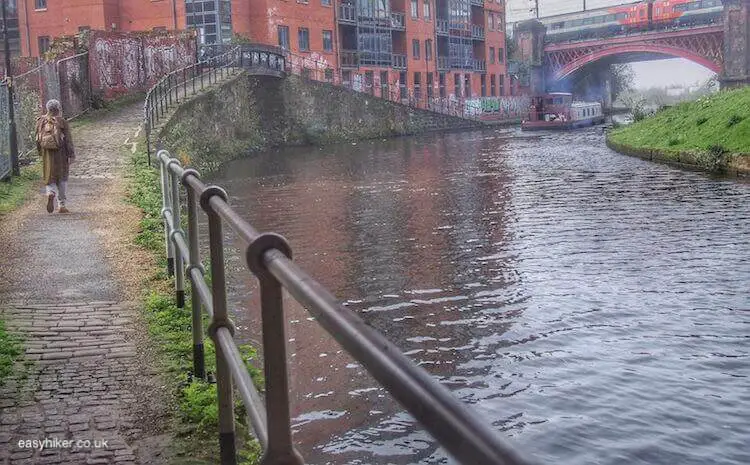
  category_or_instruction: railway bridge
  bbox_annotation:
[514,0,750,94]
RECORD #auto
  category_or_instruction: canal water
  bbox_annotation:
[209,127,750,465]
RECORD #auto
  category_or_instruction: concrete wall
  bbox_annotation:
[158,73,481,170]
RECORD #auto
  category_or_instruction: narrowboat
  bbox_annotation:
[521,92,606,131]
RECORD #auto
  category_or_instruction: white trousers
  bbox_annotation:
[45,181,68,206]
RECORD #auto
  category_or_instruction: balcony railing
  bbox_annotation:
[339,3,356,22]
[392,53,407,69]
[436,19,449,35]
[472,24,485,39]
[391,12,405,29]
[450,57,475,70]
[470,0,484,6]
[437,56,449,71]
[473,59,486,72]
[340,50,358,68]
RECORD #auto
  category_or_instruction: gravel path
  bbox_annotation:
[0,102,172,465]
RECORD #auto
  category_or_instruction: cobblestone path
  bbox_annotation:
[0,102,171,465]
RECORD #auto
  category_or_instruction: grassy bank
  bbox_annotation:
[0,164,40,217]
[608,87,750,173]
[125,143,262,464]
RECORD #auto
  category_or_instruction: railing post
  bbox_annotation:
[201,186,237,465]
[183,169,205,381]
[183,67,187,99]
[168,74,173,107]
[245,235,304,465]
[169,159,185,308]
[159,154,175,277]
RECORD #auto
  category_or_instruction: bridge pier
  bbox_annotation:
[722,0,750,88]
[513,20,547,95]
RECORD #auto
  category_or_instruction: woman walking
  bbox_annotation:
[36,99,75,213]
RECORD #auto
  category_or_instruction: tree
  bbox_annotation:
[610,64,635,102]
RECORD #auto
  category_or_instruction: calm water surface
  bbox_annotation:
[209,127,750,465]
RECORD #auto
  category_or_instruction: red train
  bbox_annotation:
[542,0,724,43]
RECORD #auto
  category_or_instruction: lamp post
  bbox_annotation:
[2,0,19,177]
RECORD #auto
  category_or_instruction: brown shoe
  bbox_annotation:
[58,206,70,214]
[46,193,55,213]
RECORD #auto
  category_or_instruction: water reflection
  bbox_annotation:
[210,127,750,465]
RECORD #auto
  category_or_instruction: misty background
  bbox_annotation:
[505,0,717,88]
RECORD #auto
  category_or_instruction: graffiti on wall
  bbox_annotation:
[463,96,530,119]
[88,31,197,99]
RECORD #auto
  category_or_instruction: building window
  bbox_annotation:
[412,39,420,59]
[439,72,446,98]
[35,0,47,9]
[325,68,334,81]
[454,73,461,97]
[464,74,471,98]
[365,71,375,94]
[425,39,432,61]
[342,70,352,86]
[423,0,431,19]
[489,13,494,30]
[480,74,486,97]
[323,30,333,52]
[499,74,505,96]
[399,71,407,99]
[489,47,495,64]
[427,72,434,98]
[411,0,419,18]
[298,27,309,51]
[278,25,290,49]
[322,0,331,5]
[498,47,504,63]
[38,36,50,54]
[380,71,389,98]
[414,72,421,100]
[490,74,496,96]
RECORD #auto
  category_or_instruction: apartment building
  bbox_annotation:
[18,0,509,98]
[1,0,22,62]
[253,0,510,98]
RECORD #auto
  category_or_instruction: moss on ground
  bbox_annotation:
[608,87,750,172]
[0,320,23,387]
[125,143,263,464]
[0,163,40,217]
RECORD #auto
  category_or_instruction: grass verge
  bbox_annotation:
[0,163,40,217]
[0,319,23,387]
[125,141,263,464]
[608,87,750,173]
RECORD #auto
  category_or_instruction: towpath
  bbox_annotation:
[0,101,172,465]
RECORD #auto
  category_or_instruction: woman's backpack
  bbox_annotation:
[38,116,61,150]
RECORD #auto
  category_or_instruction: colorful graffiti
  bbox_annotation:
[463,96,530,120]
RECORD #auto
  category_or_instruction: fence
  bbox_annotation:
[143,46,246,162]
[156,149,533,465]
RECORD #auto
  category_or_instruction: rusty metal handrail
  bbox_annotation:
[143,46,242,163]
[156,149,534,465]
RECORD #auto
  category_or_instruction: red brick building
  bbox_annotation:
[18,0,509,98]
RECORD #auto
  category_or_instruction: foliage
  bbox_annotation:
[609,86,750,171]
[0,319,23,387]
[126,144,263,463]
[609,64,635,101]
[0,163,40,217]
[230,33,253,45]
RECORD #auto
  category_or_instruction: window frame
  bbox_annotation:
[322,30,333,52]
[298,27,310,52]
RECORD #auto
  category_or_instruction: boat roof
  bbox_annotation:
[546,92,572,96]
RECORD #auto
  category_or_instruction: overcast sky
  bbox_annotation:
[506,0,717,88]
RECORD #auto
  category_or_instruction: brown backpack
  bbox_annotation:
[38,116,61,150]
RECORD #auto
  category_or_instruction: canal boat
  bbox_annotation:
[522,92,606,131]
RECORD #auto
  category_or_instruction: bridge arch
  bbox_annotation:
[552,43,722,82]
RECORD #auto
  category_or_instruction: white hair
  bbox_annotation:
[46,99,61,113]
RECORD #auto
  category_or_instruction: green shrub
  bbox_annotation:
[667,137,680,147]
[727,114,744,128]
[696,116,708,126]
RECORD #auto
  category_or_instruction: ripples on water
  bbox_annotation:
[210,127,750,465]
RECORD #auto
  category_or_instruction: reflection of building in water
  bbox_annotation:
[215,132,523,463]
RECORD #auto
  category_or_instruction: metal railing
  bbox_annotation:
[472,24,486,39]
[143,47,242,163]
[436,18,449,35]
[392,53,407,69]
[437,55,450,71]
[156,149,533,465]
[339,3,356,22]
[340,50,359,68]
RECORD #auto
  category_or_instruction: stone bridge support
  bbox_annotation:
[722,0,750,88]
[513,20,547,95]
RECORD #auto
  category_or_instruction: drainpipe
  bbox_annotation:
[23,0,31,56]
[172,0,178,29]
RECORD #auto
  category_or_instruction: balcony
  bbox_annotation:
[339,4,356,23]
[473,59,486,72]
[471,24,485,40]
[340,50,358,68]
[437,56,449,71]
[450,57,474,70]
[436,19,448,36]
[359,51,393,67]
[470,0,484,6]
[393,54,407,70]
[391,12,405,30]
